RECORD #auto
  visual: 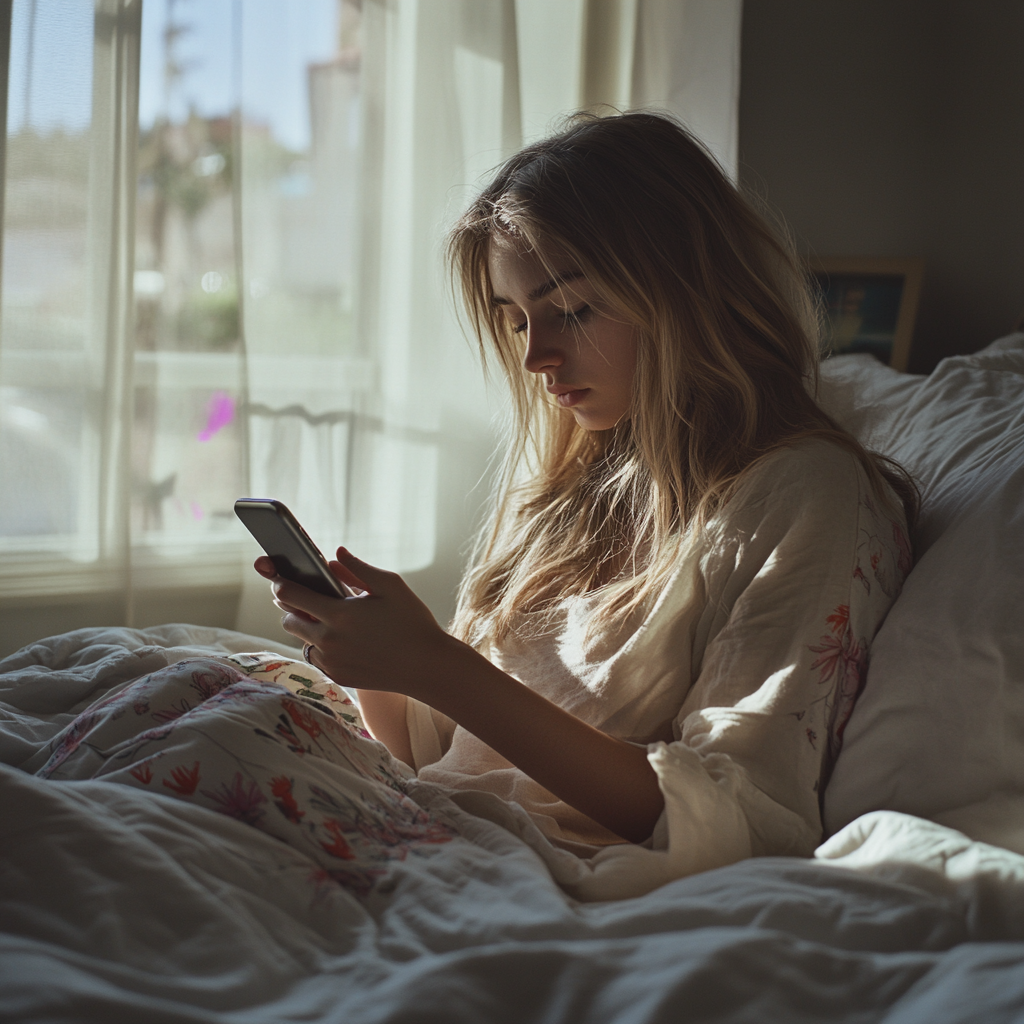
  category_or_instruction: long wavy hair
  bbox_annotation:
[448,111,917,646]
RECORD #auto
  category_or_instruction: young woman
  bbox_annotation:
[38,113,915,901]
[262,112,916,879]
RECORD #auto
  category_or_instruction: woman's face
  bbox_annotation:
[488,241,637,431]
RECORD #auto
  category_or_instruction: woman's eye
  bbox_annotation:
[561,305,592,328]
[512,321,528,335]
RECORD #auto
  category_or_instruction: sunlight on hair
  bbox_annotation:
[446,112,919,647]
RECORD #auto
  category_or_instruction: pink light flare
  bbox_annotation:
[197,391,235,442]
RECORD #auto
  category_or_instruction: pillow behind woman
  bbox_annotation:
[819,333,1024,854]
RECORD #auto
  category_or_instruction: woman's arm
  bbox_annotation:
[259,551,664,844]
[353,690,414,767]
[411,636,664,843]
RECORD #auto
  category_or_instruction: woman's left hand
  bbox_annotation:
[262,548,464,699]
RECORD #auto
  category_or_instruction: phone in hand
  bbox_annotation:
[234,498,357,599]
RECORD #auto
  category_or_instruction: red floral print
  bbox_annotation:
[808,630,862,688]
[256,660,292,674]
[271,713,308,755]
[42,652,457,901]
[200,772,267,825]
[270,775,305,824]
[189,665,242,700]
[825,605,849,635]
[808,603,869,760]
[853,566,868,592]
[151,698,193,724]
[282,699,322,741]
[319,818,356,859]
[163,761,201,796]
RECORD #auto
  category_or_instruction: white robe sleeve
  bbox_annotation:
[659,441,912,865]
[405,698,458,771]
[557,441,912,901]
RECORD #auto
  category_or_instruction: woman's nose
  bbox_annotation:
[522,323,565,375]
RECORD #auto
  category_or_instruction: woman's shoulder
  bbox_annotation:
[727,437,869,517]
[696,438,907,590]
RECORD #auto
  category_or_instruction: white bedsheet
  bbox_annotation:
[3,626,1024,1023]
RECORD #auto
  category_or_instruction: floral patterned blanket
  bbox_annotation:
[35,652,458,898]
[5,625,1024,1024]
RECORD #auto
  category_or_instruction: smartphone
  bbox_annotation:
[234,498,356,599]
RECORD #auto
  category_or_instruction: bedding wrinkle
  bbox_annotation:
[23,654,464,901]
[4,334,1024,1021]
[6,634,1024,1023]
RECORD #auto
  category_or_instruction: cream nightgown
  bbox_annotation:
[405,439,912,900]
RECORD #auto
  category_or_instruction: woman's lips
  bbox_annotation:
[553,388,590,408]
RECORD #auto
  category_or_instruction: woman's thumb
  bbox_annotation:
[333,547,391,595]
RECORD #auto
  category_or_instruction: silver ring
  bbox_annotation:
[302,642,315,665]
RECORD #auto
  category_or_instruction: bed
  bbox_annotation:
[2,334,1022,1023]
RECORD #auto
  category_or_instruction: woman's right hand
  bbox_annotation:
[253,553,415,764]
[264,549,463,702]
[253,556,320,624]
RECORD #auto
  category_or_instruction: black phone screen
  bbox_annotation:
[234,498,350,599]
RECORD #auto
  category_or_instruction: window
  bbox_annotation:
[0,0,733,635]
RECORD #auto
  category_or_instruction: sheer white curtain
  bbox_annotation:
[235,0,526,642]
[0,0,741,656]
[516,0,742,175]
[0,0,143,646]
[235,0,743,641]
[632,0,743,178]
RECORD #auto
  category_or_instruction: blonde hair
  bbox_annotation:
[448,112,917,646]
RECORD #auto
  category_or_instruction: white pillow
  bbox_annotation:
[818,334,1024,852]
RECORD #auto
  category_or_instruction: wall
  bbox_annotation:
[0,588,241,660]
[739,0,1024,373]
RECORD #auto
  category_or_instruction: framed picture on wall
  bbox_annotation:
[810,257,925,371]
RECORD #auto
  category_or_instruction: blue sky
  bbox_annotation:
[7,0,93,133]
[8,0,338,152]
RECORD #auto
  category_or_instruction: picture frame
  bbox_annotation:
[810,256,925,372]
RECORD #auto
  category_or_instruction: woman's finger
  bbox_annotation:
[271,578,341,621]
[327,559,368,596]
[272,596,320,624]
[334,547,399,596]
[254,556,277,578]
[278,610,321,643]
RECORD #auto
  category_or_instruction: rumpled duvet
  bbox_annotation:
[2,624,1024,1024]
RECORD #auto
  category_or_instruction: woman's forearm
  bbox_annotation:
[420,636,664,844]
[355,689,414,767]
[267,553,663,842]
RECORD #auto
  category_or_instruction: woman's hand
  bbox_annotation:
[255,549,664,843]
[256,548,465,702]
